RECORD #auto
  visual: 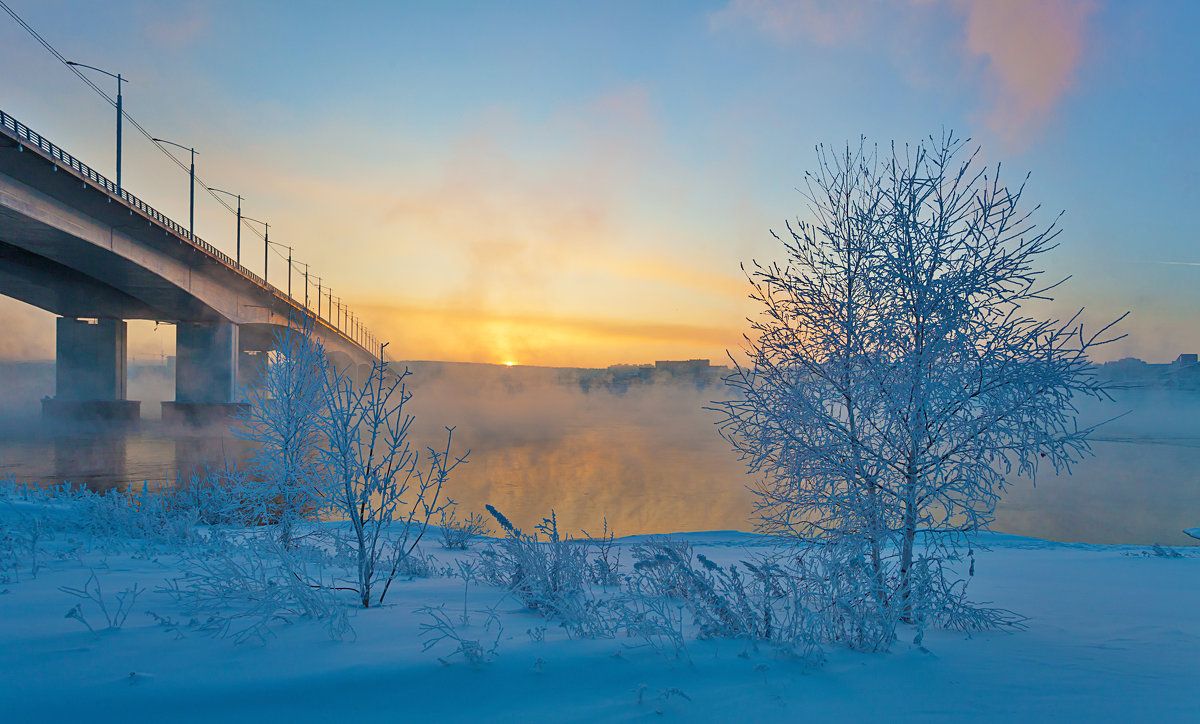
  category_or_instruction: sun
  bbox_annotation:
[504,360,516,367]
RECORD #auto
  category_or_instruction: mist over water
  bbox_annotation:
[0,361,1196,545]
[995,389,1200,545]
[400,362,749,536]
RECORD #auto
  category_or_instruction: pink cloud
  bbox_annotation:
[957,0,1097,143]
[711,0,1099,144]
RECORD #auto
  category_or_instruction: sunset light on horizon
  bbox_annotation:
[1,1,1196,368]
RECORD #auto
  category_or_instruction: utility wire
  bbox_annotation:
[0,0,379,349]
[0,0,256,236]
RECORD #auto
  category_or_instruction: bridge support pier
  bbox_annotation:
[42,317,140,422]
[162,321,248,424]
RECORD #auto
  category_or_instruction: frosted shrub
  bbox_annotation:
[584,520,622,586]
[438,509,493,550]
[480,506,614,638]
[625,538,821,658]
[170,467,252,527]
[319,355,466,608]
[787,536,899,653]
[480,506,587,616]
[164,535,352,643]
[417,604,502,665]
[900,540,1025,635]
[0,519,32,583]
[61,570,144,632]
[0,478,239,560]
[235,318,328,549]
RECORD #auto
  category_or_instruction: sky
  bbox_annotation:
[0,0,1196,367]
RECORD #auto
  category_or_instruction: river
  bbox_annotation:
[1,363,1196,545]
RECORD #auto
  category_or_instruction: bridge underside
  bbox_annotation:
[0,239,161,319]
[1,124,378,422]
[0,200,221,323]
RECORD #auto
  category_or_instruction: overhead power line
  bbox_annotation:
[0,0,380,352]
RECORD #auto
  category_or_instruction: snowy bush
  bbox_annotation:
[716,133,1121,644]
[74,484,186,543]
[480,506,615,638]
[61,570,144,632]
[235,318,329,549]
[2,479,210,549]
[318,354,467,608]
[169,467,256,527]
[584,519,622,586]
[417,603,502,665]
[620,535,1013,657]
[438,508,493,550]
[163,534,352,643]
[624,538,822,659]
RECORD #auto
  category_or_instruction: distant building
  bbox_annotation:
[1098,353,1199,389]
[654,359,712,375]
[1170,354,1199,386]
[579,359,729,393]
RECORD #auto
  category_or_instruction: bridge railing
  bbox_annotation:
[0,108,378,359]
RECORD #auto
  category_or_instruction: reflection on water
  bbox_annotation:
[997,439,1200,545]
[0,380,1196,545]
[0,420,251,493]
[54,433,127,491]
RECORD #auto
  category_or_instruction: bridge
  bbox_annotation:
[0,108,382,421]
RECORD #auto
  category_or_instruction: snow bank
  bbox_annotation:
[1,506,1196,723]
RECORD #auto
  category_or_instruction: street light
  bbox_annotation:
[296,262,311,308]
[207,187,243,265]
[242,216,270,283]
[271,242,294,298]
[65,61,126,191]
[151,137,197,240]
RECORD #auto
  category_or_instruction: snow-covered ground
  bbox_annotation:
[2,498,1196,723]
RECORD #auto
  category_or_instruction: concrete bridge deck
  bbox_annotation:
[0,108,380,420]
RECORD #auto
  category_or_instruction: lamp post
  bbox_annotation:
[299,263,310,308]
[277,243,293,298]
[65,61,126,191]
[265,240,293,296]
[207,187,243,265]
[242,216,270,284]
[152,137,197,240]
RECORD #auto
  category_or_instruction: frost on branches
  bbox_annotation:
[716,133,1124,643]
[235,317,328,549]
[235,319,467,610]
[319,349,467,608]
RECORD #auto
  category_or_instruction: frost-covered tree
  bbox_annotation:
[236,317,329,548]
[319,352,467,608]
[717,134,1124,632]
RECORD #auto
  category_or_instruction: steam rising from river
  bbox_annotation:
[0,360,1197,544]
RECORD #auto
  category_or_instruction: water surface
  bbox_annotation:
[1,369,1196,545]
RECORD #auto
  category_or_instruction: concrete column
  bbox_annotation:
[174,322,239,403]
[55,317,127,401]
[44,317,139,421]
